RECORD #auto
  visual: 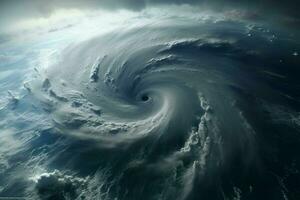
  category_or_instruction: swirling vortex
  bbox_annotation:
[28,18,299,200]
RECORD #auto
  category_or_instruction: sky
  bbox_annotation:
[0,0,299,34]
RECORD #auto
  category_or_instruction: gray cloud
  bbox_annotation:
[0,0,299,30]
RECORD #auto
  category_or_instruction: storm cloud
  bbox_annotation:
[1,0,299,23]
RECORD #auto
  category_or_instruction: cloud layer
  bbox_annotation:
[1,0,299,23]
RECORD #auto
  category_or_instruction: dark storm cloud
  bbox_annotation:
[0,0,299,28]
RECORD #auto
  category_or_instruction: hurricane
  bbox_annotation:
[0,4,299,200]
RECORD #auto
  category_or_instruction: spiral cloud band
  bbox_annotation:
[0,6,299,200]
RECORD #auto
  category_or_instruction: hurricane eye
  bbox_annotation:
[141,94,149,101]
